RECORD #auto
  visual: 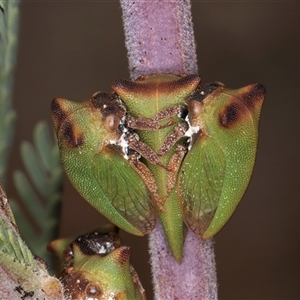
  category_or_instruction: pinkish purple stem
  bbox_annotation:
[120,0,217,299]
[120,0,198,80]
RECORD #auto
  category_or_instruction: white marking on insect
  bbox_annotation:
[108,116,130,159]
[184,114,201,150]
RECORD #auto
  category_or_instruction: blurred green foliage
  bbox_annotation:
[12,121,63,267]
[0,0,19,183]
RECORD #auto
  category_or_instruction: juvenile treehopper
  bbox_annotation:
[48,226,146,300]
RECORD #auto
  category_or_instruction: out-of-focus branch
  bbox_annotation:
[0,0,19,183]
[0,181,64,299]
[120,1,217,299]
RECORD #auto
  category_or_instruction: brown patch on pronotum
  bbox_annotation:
[237,83,266,111]
[114,246,131,267]
[61,270,91,299]
[51,98,68,128]
[111,74,201,98]
[163,74,201,94]
[112,78,143,94]
[60,120,84,148]
[219,101,246,129]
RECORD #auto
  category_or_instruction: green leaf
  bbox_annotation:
[34,121,55,173]
[13,121,63,269]
[13,170,45,227]
[49,168,63,193]
[0,182,34,266]
[21,142,49,198]
[8,200,36,250]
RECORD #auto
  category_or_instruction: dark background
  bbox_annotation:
[7,1,300,299]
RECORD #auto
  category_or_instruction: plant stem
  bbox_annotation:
[120,0,198,80]
[149,221,217,299]
[120,1,217,299]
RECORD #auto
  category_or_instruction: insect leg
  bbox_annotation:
[128,151,165,211]
[166,143,188,194]
[152,105,186,122]
[157,122,189,156]
[125,132,169,170]
[126,115,162,131]
[125,105,187,131]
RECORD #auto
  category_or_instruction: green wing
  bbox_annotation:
[92,145,156,234]
[179,135,226,236]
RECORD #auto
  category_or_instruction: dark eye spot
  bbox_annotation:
[61,121,84,148]
[51,98,67,124]
[219,102,241,128]
[116,247,131,266]
[238,83,266,111]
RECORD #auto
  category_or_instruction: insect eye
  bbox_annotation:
[187,100,202,120]
[104,114,120,132]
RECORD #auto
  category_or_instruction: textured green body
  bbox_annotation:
[51,97,155,237]
[112,74,201,261]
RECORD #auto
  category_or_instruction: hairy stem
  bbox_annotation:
[120,0,198,79]
[120,1,217,299]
